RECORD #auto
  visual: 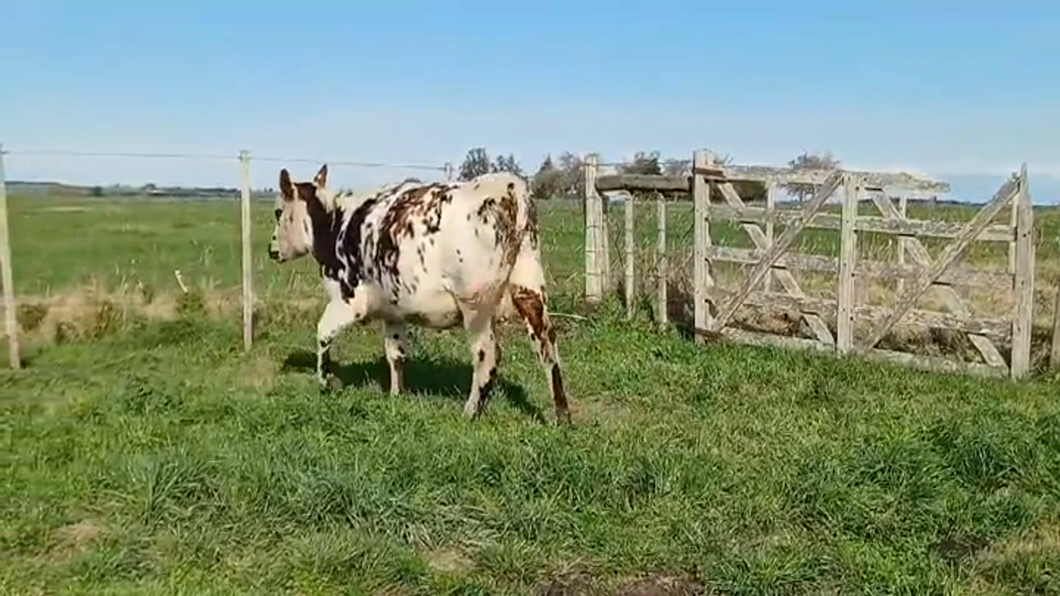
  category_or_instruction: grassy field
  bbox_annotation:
[3,193,1060,594]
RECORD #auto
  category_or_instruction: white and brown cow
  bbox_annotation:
[268,164,570,423]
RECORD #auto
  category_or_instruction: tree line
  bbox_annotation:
[456,146,841,202]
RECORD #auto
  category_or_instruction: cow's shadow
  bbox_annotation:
[280,349,546,422]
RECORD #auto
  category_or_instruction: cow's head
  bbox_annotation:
[268,164,329,262]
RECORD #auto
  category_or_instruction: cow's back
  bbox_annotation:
[358,173,533,326]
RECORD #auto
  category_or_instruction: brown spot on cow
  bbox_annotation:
[510,284,569,422]
[377,183,449,279]
[471,182,523,271]
[525,198,540,249]
[512,286,545,339]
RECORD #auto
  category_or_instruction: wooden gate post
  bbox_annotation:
[836,173,859,354]
[1010,164,1034,379]
[692,149,715,342]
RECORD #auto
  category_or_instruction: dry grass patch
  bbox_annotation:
[421,546,475,575]
[48,519,108,561]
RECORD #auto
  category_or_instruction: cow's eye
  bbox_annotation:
[274,209,282,220]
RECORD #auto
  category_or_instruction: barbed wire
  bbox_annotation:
[1,148,449,172]
[2,147,687,172]
[251,155,447,171]
[4,149,238,161]
[594,159,693,168]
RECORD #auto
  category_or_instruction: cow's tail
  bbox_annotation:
[498,173,536,321]
[500,172,534,273]
[467,172,534,321]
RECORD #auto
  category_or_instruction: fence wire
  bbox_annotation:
[0,148,459,364]
[599,193,697,326]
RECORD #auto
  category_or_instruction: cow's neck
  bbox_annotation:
[306,203,344,276]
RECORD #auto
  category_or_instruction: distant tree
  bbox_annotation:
[663,159,690,177]
[89,185,104,197]
[491,153,523,176]
[660,152,733,178]
[458,147,492,181]
[555,151,585,199]
[530,154,565,200]
[617,150,663,176]
[785,150,841,202]
[458,147,524,181]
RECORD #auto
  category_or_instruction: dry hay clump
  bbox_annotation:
[7,277,242,344]
[4,275,542,349]
[535,565,708,596]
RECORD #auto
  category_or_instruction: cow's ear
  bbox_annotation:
[279,168,294,201]
[313,164,328,189]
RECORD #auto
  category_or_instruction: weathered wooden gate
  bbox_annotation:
[691,149,1035,379]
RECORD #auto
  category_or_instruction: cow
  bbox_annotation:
[267,164,571,423]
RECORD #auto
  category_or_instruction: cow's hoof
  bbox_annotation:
[319,376,343,394]
[555,409,572,426]
[462,401,481,419]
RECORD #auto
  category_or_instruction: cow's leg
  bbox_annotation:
[508,257,571,423]
[316,298,365,392]
[462,316,499,419]
[382,321,410,395]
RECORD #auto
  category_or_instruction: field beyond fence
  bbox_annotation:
[3,159,1060,593]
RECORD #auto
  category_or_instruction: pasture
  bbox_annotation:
[3,192,1060,594]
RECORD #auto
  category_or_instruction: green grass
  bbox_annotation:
[3,194,1060,594]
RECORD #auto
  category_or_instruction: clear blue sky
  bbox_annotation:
[2,1,1058,199]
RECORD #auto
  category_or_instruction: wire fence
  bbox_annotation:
[4,146,1058,376]
[597,194,697,326]
[0,146,601,369]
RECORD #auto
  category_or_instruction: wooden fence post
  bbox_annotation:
[836,173,859,354]
[656,192,668,326]
[239,150,254,352]
[584,153,603,305]
[1050,285,1060,370]
[0,143,20,369]
[897,194,908,296]
[692,149,715,343]
[444,162,453,182]
[1010,164,1034,379]
[763,181,776,293]
[1008,183,1019,274]
[597,161,610,293]
[624,193,635,319]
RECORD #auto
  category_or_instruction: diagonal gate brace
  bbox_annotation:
[712,170,845,331]
[868,190,1007,368]
[857,175,1020,353]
